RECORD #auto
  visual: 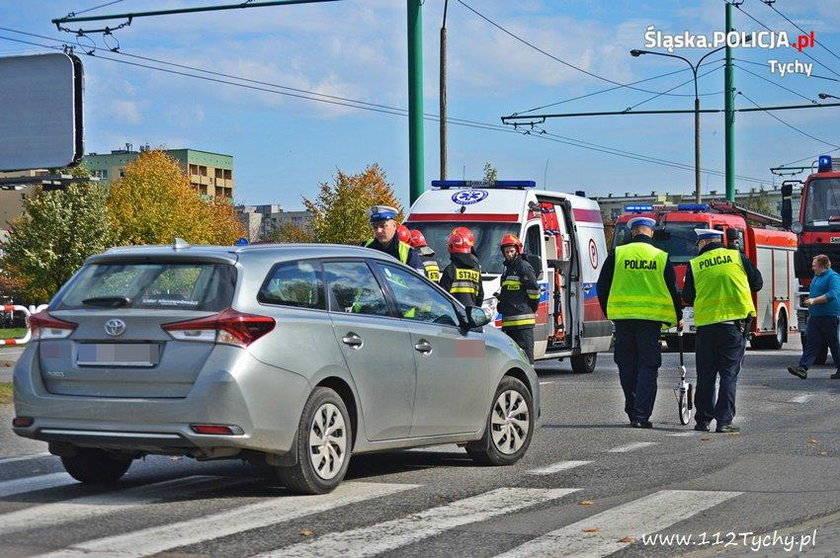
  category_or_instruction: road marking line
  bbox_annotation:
[407,444,461,453]
[0,475,240,536]
[538,381,555,385]
[0,452,50,465]
[608,442,657,453]
[527,460,591,475]
[42,482,417,558]
[789,394,814,403]
[0,472,77,498]
[666,431,695,437]
[494,489,741,557]
[257,487,578,558]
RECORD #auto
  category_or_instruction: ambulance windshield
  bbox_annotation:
[404,222,518,275]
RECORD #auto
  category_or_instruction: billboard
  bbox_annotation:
[0,52,83,171]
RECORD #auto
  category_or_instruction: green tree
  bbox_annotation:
[1,179,113,302]
[303,164,402,244]
[260,221,315,243]
[738,190,777,219]
[483,162,498,183]
[107,150,245,246]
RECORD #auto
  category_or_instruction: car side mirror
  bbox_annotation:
[466,306,490,328]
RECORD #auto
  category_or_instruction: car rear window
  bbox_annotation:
[54,262,236,311]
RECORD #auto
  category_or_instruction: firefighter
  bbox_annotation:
[363,205,424,273]
[409,229,441,282]
[496,233,540,364]
[682,228,763,433]
[597,216,682,429]
[439,231,484,307]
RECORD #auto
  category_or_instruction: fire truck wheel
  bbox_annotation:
[750,314,787,350]
[571,353,597,374]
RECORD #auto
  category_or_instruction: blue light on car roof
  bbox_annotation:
[676,203,710,212]
[624,204,653,213]
[819,155,833,173]
[431,180,535,189]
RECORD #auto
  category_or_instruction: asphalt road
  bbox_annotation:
[0,336,839,557]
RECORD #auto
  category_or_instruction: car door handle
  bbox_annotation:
[341,332,363,349]
[414,340,432,354]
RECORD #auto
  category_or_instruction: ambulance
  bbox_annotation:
[405,180,612,373]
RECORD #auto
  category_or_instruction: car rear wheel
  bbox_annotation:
[61,448,132,484]
[277,387,352,494]
[466,376,533,466]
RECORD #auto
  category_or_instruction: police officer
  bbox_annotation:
[363,205,424,273]
[409,229,441,282]
[597,216,682,429]
[682,228,763,433]
[497,233,540,364]
[439,231,483,306]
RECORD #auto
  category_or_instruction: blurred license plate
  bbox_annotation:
[77,343,159,367]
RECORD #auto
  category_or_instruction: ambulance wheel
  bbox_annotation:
[571,353,597,374]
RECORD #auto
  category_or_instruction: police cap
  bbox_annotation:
[694,228,724,242]
[627,216,656,229]
[368,205,399,223]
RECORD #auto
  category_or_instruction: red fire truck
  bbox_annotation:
[782,155,840,361]
[613,202,798,350]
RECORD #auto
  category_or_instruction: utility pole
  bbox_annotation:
[439,0,448,180]
[724,1,736,201]
[407,0,425,204]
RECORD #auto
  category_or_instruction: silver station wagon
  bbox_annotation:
[13,241,539,494]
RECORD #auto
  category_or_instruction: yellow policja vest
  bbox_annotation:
[606,242,676,325]
[689,247,755,326]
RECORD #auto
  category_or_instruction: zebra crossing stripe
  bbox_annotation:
[608,442,657,453]
[789,394,813,403]
[527,461,591,475]
[0,475,235,537]
[494,489,740,557]
[40,481,417,558]
[256,487,579,558]
[0,472,77,498]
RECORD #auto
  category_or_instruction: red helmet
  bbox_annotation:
[451,226,475,247]
[409,229,428,248]
[448,232,472,254]
[499,233,523,254]
[397,224,411,244]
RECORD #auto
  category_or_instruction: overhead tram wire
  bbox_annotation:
[513,62,724,117]
[624,62,723,113]
[0,32,768,185]
[65,0,127,18]
[737,90,840,149]
[735,3,840,79]
[456,0,699,98]
[764,1,840,63]
[731,62,817,103]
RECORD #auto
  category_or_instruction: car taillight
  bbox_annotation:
[28,311,77,340]
[162,308,275,348]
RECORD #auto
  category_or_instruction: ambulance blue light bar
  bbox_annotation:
[431,180,535,189]
[624,204,653,213]
[676,203,710,212]
[819,155,833,172]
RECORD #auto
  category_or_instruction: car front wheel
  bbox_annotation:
[277,386,352,494]
[61,448,132,484]
[466,376,534,466]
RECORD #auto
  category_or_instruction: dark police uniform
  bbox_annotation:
[682,231,763,432]
[498,253,540,363]
[597,231,682,427]
[364,236,423,271]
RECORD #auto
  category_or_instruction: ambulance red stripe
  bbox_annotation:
[573,208,602,223]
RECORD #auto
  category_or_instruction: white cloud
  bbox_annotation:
[107,99,143,124]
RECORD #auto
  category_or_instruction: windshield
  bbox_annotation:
[54,262,236,311]
[612,222,699,264]
[404,222,518,275]
[804,177,840,226]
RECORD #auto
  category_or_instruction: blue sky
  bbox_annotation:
[2,0,840,210]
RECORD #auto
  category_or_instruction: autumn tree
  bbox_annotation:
[304,164,402,244]
[260,221,315,243]
[483,162,498,183]
[1,178,113,302]
[738,190,778,222]
[107,150,245,246]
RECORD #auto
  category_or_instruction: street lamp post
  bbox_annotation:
[630,46,727,203]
